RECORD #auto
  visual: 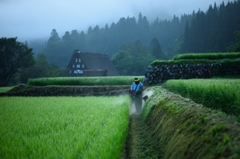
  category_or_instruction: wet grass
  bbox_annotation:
[141,86,240,159]
[163,79,240,119]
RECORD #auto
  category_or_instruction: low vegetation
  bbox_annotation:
[0,87,14,93]
[151,52,240,65]
[142,86,240,159]
[27,76,144,86]
[162,79,240,119]
[0,96,130,158]
[173,52,240,60]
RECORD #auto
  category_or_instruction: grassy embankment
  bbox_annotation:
[142,85,240,159]
[151,52,240,65]
[172,52,240,60]
[0,96,130,158]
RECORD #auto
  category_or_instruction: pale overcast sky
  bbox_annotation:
[0,0,234,41]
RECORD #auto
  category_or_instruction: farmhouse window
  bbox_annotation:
[74,70,83,74]
[82,64,84,68]
[72,64,75,68]
[75,58,78,62]
[79,58,81,62]
[76,64,80,68]
[69,70,72,74]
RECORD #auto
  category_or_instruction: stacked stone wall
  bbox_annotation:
[144,63,240,85]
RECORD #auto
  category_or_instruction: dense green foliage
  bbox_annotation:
[0,37,35,86]
[0,96,129,158]
[112,40,155,75]
[28,76,144,86]
[228,31,240,52]
[19,53,62,83]
[181,1,240,53]
[163,79,240,119]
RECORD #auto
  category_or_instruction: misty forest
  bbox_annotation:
[1,1,240,85]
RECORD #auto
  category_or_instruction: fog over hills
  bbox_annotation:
[0,0,234,42]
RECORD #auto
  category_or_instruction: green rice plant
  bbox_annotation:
[163,79,240,118]
[0,96,130,158]
[27,76,144,86]
[173,52,240,61]
[0,86,13,93]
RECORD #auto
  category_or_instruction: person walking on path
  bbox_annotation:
[129,78,144,113]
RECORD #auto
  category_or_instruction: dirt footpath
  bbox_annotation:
[124,113,162,159]
[121,95,163,159]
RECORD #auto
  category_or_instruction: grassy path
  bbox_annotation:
[123,113,162,159]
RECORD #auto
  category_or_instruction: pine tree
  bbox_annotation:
[150,38,162,58]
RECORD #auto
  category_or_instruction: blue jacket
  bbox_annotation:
[130,82,143,93]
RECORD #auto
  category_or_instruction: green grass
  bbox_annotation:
[173,52,240,60]
[142,86,240,159]
[151,58,240,66]
[28,76,144,86]
[0,87,13,93]
[162,79,240,118]
[0,96,130,158]
[151,52,240,66]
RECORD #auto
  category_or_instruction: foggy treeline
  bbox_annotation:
[40,12,191,68]
[30,1,240,68]
[181,1,240,53]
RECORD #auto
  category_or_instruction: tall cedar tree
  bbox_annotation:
[228,31,240,52]
[181,1,240,53]
[150,37,162,58]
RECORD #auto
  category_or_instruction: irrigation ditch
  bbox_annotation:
[2,84,240,158]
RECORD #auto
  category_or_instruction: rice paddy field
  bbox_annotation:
[0,86,13,93]
[163,79,240,119]
[27,76,144,86]
[0,96,130,159]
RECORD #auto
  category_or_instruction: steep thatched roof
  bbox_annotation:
[67,50,119,76]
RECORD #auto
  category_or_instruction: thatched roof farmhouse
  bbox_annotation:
[67,50,119,76]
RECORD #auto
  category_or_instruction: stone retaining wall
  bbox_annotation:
[144,62,240,85]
